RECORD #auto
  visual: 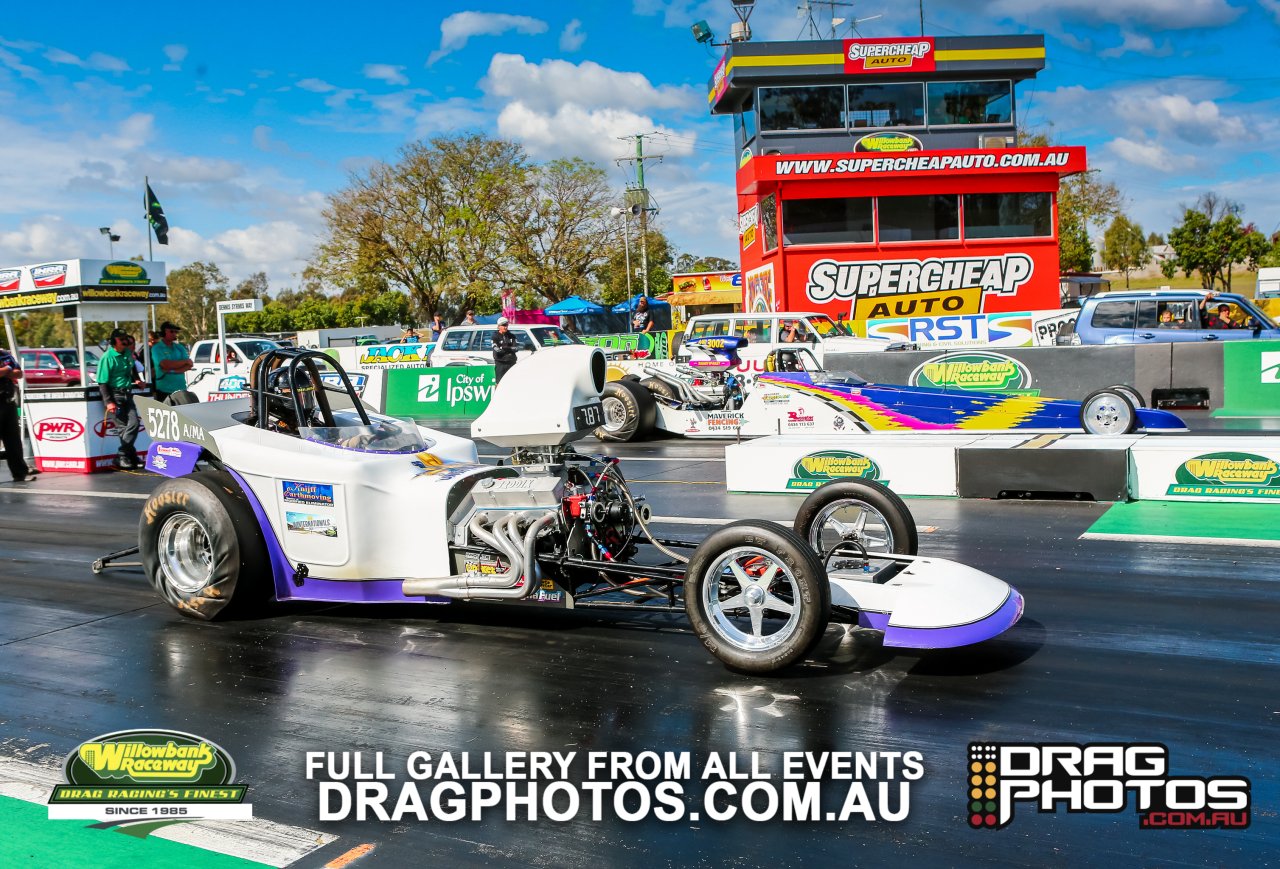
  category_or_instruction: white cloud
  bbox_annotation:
[427,12,548,65]
[988,0,1243,28]
[0,47,40,80]
[1126,92,1247,143]
[1098,31,1173,57]
[363,63,408,86]
[43,47,130,72]
[296,78,337,93]
[412,96,495,137]
[483,54,695,115]
[163,44,188,63]
[559,19,586,52]
[496,101,693,163]
[1106,137,1198,172]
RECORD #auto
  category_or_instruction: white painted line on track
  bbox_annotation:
[0,487,149,500]
[0,755,337,867]
[1081,531,1280,549]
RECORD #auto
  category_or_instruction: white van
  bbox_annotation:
[429,324,583,367]
[680,311,911,365]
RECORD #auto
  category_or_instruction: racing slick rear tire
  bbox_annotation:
[139,470,269,621]
[166,390,199,406]
[594,379,656,442]
[685,520,831,673]
[1106,383,1145,408]
[793,479,918,559]
[1080,388,1137,435]
[640,377,679,403]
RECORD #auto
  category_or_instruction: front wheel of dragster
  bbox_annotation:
[139,470,269,620]
[793,478,918,559]
[594,379,656,442]
[684,520,831,673]
[1079,388,1136,435]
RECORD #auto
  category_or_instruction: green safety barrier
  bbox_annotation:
[384,366,495,419]
[1213,339,1280,417]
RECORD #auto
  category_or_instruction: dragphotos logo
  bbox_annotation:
[967,742,1250,830]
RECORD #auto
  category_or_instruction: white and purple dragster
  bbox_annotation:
[133,345,1023,673]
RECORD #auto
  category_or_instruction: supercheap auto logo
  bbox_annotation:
[1167,451,1280,499]
[966,742,1249,830]
[787,450,882,491]
[47,729,252,831]
[911,352,1031,392]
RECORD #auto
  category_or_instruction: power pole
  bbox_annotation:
[617,134,662,298]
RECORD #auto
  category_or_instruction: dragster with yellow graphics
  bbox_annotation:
[595,338,1186,441]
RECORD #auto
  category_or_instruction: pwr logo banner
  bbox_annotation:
[966,743,1249,830]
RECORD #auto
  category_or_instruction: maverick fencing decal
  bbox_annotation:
[47,729,252,829]
[787,451,884,491]
[1166,452,1280,499]
[807,255,1034,320]
[308,750,923,823]
[966,742,1249,830]
[910,352,1034,393]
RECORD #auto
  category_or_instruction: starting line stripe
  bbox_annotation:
[1080,532,1280,549]
[0,756,336,867]
[0,487,149,500]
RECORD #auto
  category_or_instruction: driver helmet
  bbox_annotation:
[777,350,801,372]
[265,366,318,428]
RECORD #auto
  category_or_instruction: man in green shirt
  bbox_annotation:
[150,321,192,402]
[96,329,144,470]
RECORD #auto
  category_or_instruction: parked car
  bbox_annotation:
[1057,291,1280,345]
[18,347,101,387]
[190,337,284,368]
[680,312,912,364]
[430,324,596,367]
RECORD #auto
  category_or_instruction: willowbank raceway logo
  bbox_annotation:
[966,743,1249,830]
[47,729,252,832]
[1167,452,1280,499]
[787,450,883,491]
[911,352,1033,393]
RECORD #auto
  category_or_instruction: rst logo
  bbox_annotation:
[34,417,84,441]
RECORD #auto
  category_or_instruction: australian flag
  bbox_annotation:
[145,182,169,245]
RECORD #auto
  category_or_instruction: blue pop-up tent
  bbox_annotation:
[544,295,606,316]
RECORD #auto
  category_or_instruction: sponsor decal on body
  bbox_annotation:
[785,407,815,428]
[1166,452,1280,499]
[910,352,1033,393]
[286,512,339,537]
[282,480,335,507]
[787,450,883,491]
[966,742,1249,830]
[47,729,252,829]
[411,451,486,481]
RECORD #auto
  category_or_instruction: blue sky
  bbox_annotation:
[1,0,1278,290]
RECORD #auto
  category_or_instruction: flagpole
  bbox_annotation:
[146,175,153,261]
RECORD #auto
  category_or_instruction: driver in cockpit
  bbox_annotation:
[258,366,325,434]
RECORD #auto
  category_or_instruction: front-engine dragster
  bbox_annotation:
[133,345,1024,672]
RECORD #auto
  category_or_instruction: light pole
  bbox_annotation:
[610,206,635,329]
[98,226,120,258]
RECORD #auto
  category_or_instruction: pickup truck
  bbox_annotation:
[1056,290,1280,345]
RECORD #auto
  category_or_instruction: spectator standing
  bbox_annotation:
[491,317,519,384]
[463,310,477,326]
[429,313,445,342]
[0,347,30,482]
[631,297,655,334]
[96,330,144,470]
[150,321,192,403]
